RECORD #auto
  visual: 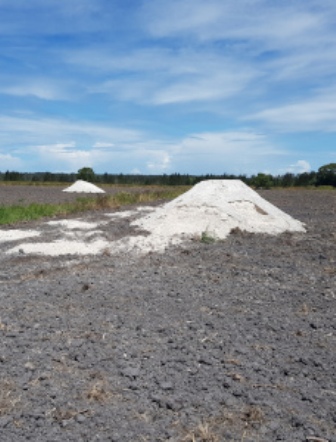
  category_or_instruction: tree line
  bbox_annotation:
[0,163,335,188]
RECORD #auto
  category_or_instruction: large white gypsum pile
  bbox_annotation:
[127,180,305,252]
[63,180,105,193]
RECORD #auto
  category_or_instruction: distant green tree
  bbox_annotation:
[318,163,336,174]
[251,173,273,189]
[296,172,317,187]
[281,173,295,187]
[77,167,96,182]
[316,163,336,187]
[4,170,22,181]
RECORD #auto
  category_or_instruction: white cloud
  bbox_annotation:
[142,0,331,49]
[93,142,115,148]
[286,160,311,174]
[175,131,283,155]
[0,114,175,173]
[83,48,257,105]
[0,0,120,36]
[147,151,171,172]
[139,0,336,98]
[33,142,108,172]
[57,0,336,117]
[0,79,70,101]
[0,115,142,146]
[164,130,288,175]
[0,153,24,171]
[152,71,252,105]
[0,114,322,175]
[247,88,336,132]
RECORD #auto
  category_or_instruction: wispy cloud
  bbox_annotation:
[147,151,171,171]
[70,47,257,105]
[0,152,24,171]
[0,0,122,36]
[168,130,286,174]
[93,142,115,149]
[247,88,336,132]
[0,112,292,174]
[0,78,72,100]
[32,142,106,172]
[140,0,336,103]
[0,115,142,146]
[0,114,173,173]
[141,0,332,49]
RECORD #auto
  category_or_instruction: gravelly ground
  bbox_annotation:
[0,187,335,441]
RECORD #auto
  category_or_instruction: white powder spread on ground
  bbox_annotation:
[9,239,109,256]
[0,230,41,243]
[105,210,139,218]
[105,207,153,219]
[47,220,100,229]
[62,180,105,193]
[4,180,305,256]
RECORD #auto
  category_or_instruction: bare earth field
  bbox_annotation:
[0,186,335,441]
[0,184,149,206]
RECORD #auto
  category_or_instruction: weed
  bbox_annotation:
[300,303,310,315]
[225,357,241,366]
[102,247,111,257]
[0,379,21,415]
[230,227,243,235]
[86,380,110,403]
[201,231,216,244]
[182,422,219,441]
[50,407,92,422]
[180,405,265,441]
[242,405,264,424]
[297,303,316,316]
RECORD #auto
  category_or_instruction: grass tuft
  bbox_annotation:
[86,380,110,403]
[201,231,216,244]
[0,379,21,415]
[182,422,219,441]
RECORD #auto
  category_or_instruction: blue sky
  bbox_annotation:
[0,0,335,176]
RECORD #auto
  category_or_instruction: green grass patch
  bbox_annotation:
[313,185,334,190]
[200,231,216,244]
[0,203,63,225]
[0,187,188,226]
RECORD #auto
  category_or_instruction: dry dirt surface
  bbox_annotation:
[0,184,149,207]
[0,188,335,441]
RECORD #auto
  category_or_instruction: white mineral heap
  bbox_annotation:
[63,180,105,193]
[127,180,305,252]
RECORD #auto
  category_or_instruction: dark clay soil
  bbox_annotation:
[0,187,335,441]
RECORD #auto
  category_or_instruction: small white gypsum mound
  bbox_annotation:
[62,180,105,193]
[0,229,41,243]
[7,239,109,256]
